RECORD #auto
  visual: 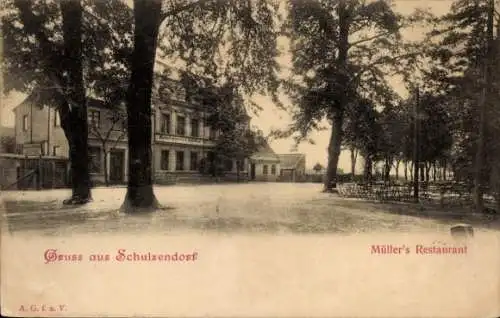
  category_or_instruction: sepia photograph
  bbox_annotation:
[1,0,499,316]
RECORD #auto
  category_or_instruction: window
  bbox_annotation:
[271,164,276,175]
[41,141,48,156]
[263,165,268,175]
[53,145,59,156]
[110,113,126,131]
[191,118,199,137]
[22,115,29,131]
[111,120,121,131]
[176,151,184,171]
[206,151,215,164]
[88,146,101,173]
[190,152,198,171]
[236,160,245,171]
[54,111,61,127]
[88,111,100,128]
[161,113,170,134]
[225,159,233,171]
[160,150,169,170]
[209,127,216,140]
[121,119,127,132]
[176,115,185,135]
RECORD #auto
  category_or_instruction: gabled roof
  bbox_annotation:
[277,153,306,169]
[11,93,36,112]
[250,139,280,162]
[12,92,117,112]
[256,139,276,154]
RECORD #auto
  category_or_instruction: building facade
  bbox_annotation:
[151,81,249,184]
[12,97,129,185]
[249,141,281,182]
[12,95,69,158]
[11,79,249,185]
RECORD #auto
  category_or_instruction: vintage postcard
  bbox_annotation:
[1,0,500,317]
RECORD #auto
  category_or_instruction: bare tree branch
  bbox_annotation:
[111,130,126,150]
[349,30,396,47]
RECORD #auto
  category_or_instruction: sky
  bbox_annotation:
[247,0,453,171]
[0,0,453,171]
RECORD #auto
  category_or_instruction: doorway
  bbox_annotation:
[109,149,125,184]
[250,163,256,180]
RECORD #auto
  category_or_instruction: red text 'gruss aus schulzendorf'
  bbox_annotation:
[43,248,199,263]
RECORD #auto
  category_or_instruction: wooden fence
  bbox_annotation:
[0,154,70,190]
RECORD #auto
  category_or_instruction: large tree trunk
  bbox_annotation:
[425,162,431,182]
[350,146,357,178]
[432,161,437,182]
[323,111,344,192]
[323,0,349,193]
[210,153,218,178]
[384,157,391,183]
[14,0,91,204]
[473,0,494,211]
[61,0,91,204]
[103,148,109,186]
[395,160,400,181]
[120,0,162,213]
[442,159,447,181]
[404,160,408,181]
[363,155,373,184]
[236,162,240,183]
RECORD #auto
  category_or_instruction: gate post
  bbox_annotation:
[36,155,42,190]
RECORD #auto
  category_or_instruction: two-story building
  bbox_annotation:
[151,78,249,184]
[12,77,250,185]
[12,96,128,185]
[12,93,68,158]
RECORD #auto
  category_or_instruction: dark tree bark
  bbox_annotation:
[432,161,437,182]
[442,159,447,181]
[363,155,373,184]
[236,163,240,182]
[425,162,431,182]
[404,160,408,181]
[14,0,92,204]
[473,0,494,211]
[395,160,400,181]
[324,111,344,191]
[120,0,163,213]
[350,146,357,178]
[384,158,391,183]
[103,147,109,186]
[324,0,349,192]
[61,0,92,203]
